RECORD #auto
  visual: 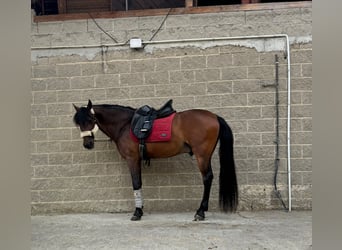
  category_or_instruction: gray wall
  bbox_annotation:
[31,5,312,214]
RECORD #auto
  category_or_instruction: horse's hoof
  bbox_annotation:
[130,215,142,221]
[193,214,205,221]
[131,207,143,221]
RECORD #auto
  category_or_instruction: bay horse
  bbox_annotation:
[73,100,238,221]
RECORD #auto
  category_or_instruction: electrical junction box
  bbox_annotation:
[129,38,143,49]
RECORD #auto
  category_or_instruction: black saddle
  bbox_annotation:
[131,99,175,140]
[131,99,176,163]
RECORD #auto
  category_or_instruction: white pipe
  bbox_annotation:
[31,34,292,211]
[284,34,292,212]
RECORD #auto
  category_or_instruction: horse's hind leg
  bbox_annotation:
[194,157,213,221]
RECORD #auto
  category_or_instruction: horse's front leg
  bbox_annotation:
[128,159,144,221]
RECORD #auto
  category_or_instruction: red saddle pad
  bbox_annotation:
[130,113,176,143]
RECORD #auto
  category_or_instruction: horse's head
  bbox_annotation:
[73,100,98,150]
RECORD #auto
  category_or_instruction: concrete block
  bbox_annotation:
[47,103,72,116]
[31,129,48,142]
[145,71,169,85]
[96,151,120,163]
[246,10,274,23]
[291,158,312,172]
[290,131,312,145]
[95,74,120,88]
[207,81,232,94]
[302,118,312,131]
[248,119,275,132]
[247,92,275,106]
[48,153,73,165]
[248,65,274,79]
[191,12,245,26]
[155,84,180,97]
[73,152,96,164]
[302,172,312,185]
[235,133,261,147]
[181,82,206,96]
[207,54,233,67]
[37,22,63,34]
[221,93,247,107]
[181,56,206,70]
[106,60,130,74]
[233,79,274,93]
[81,62,104,76]
[194,95,221,108]
[195,68,220,82]
[291,78,312,91]
[169,70,195,83]
[46,77,70,90]
[222,67,247,80]
[120,73,144,86]
[56,64,82,77]
[36,116,60,129]
[155,58,180,72]
[39,190,65,202]
[302,145,312,158]
[32,65,56,78]
[291,104,312,118]
[31,34,51,47]
[33,91,57,104]
[34,165,81,178]
[47,129,72,141]
[247,172,273,186]
[57,90,83,103]
[31,79,47,91]
[51,32,101,47]
[87,19,114,32]
[165,15,191,28]
[232,52,259,66]
[106,87,130,99]
[70,76,95,89]
[247,145,275,159]
[273,8,302,23]
[302,63,312,77]
[62,20,87,33]
[81,89,107,102]
[291,49,312,64]
[31,154,48,166]
[159,187,185,199]
[138,16,166,29]
[231,107,262,120]
[131,59,155,73]
[113,17,139,31]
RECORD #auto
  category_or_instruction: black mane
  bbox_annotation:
[96,104,136,113]
[73,104,136,126]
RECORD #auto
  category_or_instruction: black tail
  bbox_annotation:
[217,116,238,213]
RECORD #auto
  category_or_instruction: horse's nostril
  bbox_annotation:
[84,142,94,149]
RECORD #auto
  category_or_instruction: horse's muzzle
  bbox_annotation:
[83,136,94,149]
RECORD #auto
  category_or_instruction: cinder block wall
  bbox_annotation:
[31,5,312,214]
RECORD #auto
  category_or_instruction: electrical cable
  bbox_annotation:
[145,8,172,44]
[273,54,288,211]
[88,12,119,43]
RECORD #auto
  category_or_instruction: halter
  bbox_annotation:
[79,108,99,138]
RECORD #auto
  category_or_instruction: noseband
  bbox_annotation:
[79,108,99,138]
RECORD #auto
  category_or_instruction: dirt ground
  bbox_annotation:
[31,210,312,250]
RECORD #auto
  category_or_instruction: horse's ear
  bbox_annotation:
[87,99,93,110]
[73,104,79,111]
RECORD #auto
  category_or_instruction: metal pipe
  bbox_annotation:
[31,34,292,211]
